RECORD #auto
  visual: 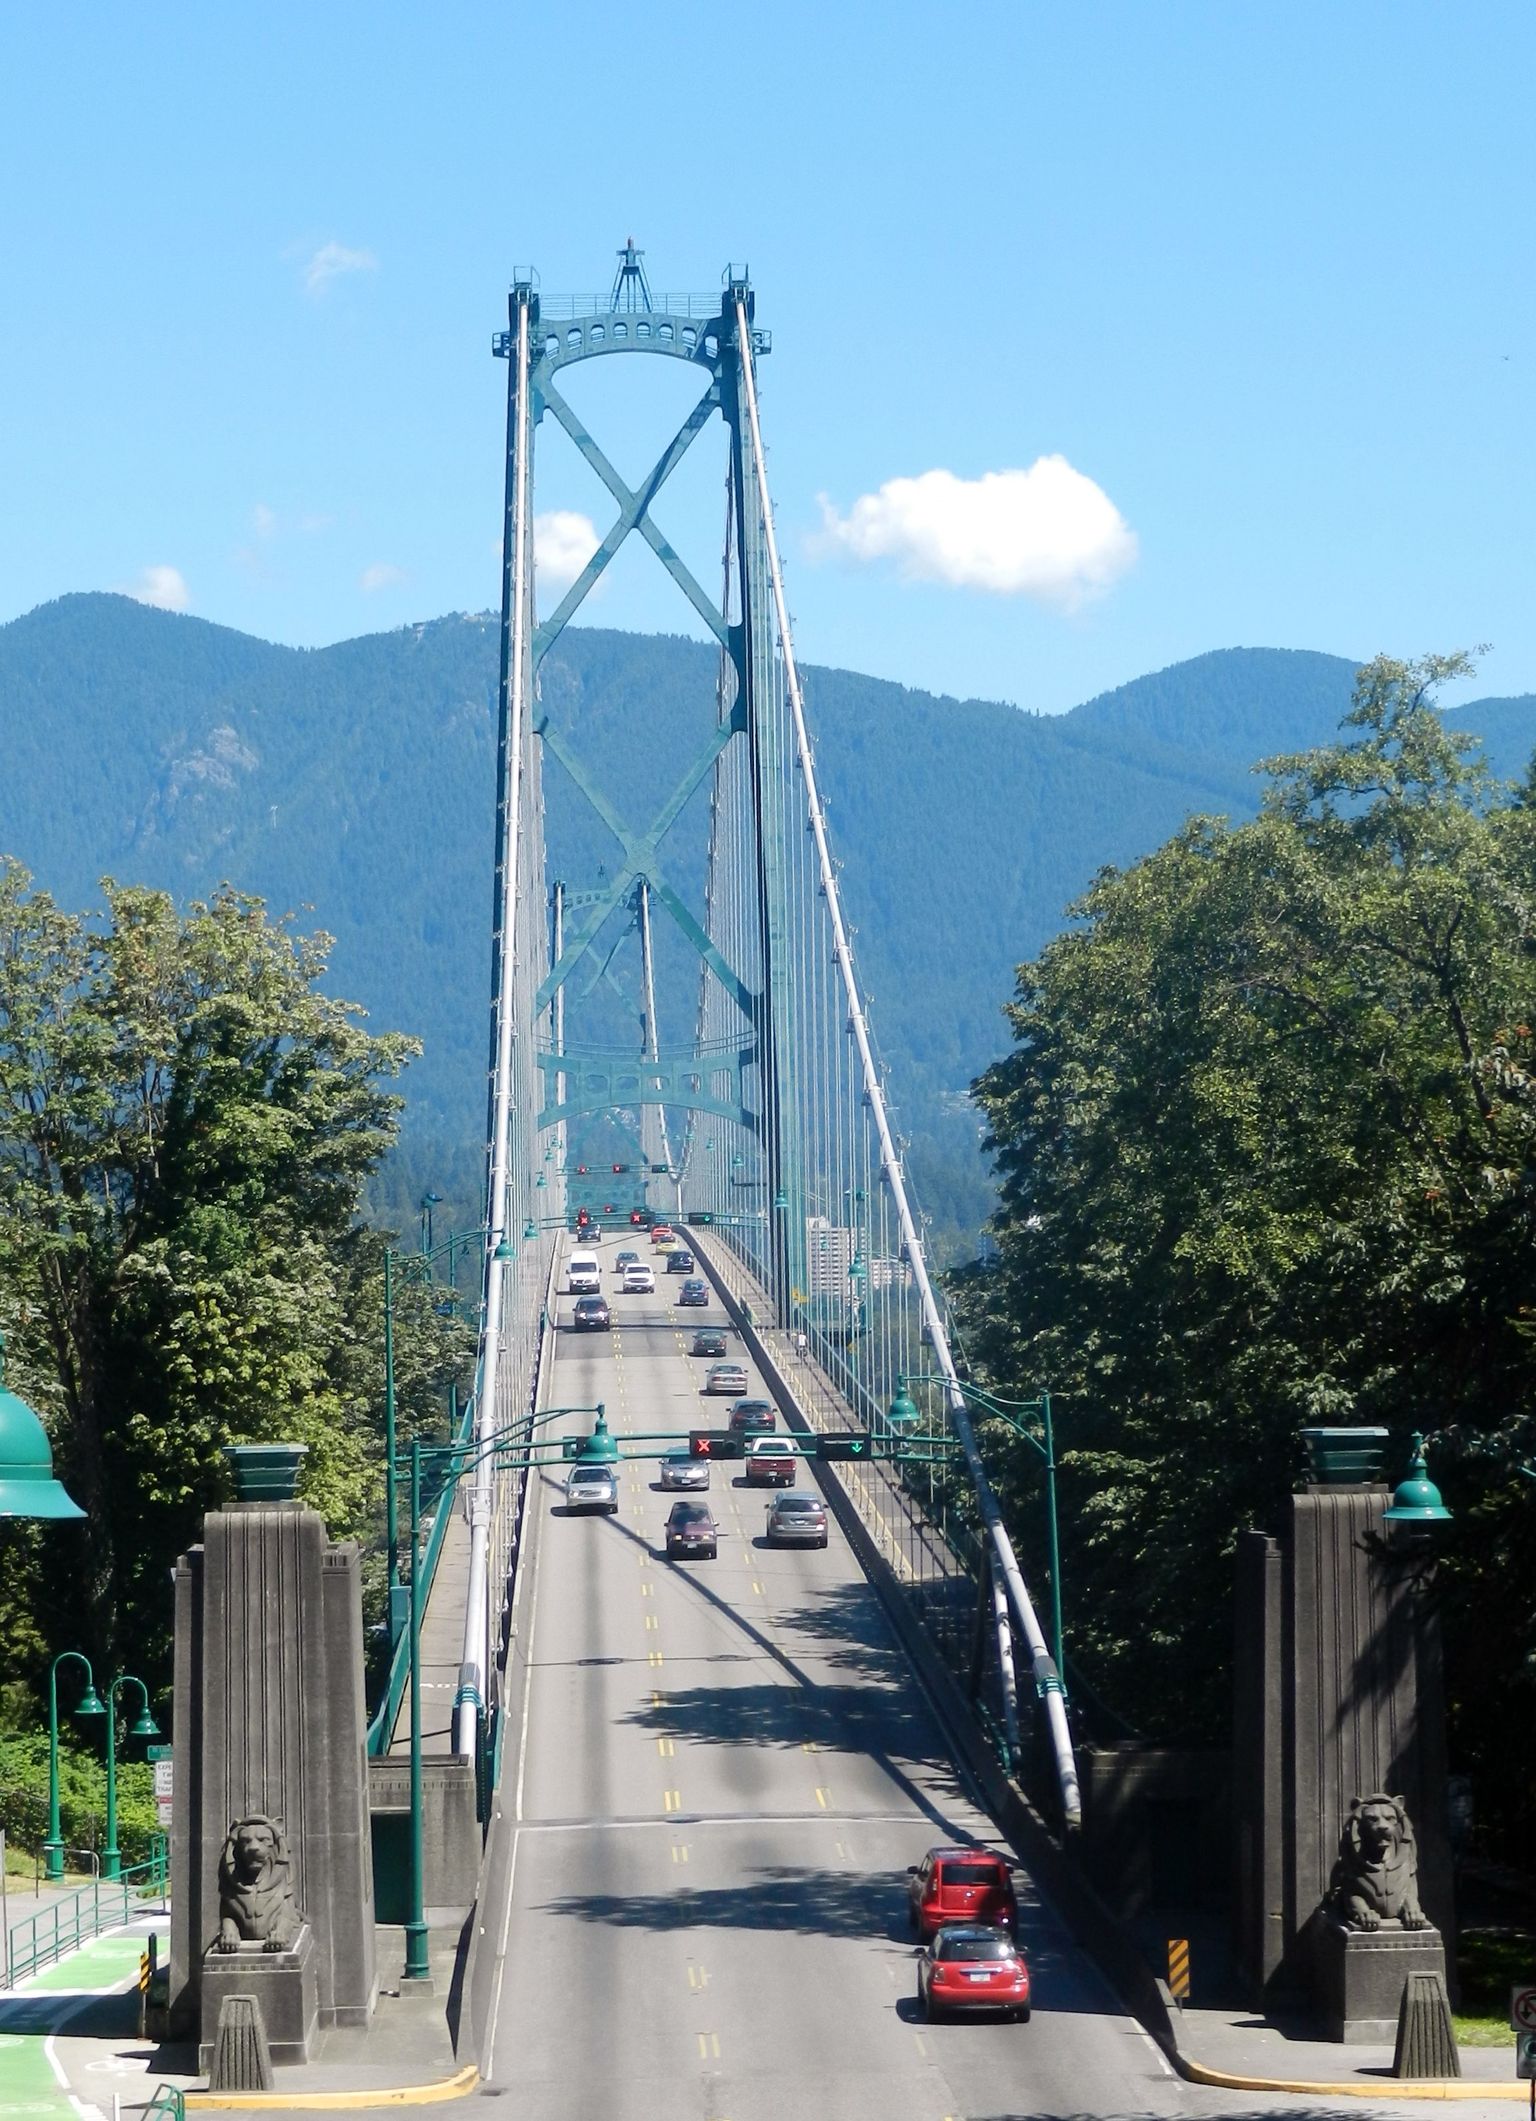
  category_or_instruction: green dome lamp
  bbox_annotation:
[887,1381,922,1430]
[0,1332,85,1520]
[1382,1433,1453,1526]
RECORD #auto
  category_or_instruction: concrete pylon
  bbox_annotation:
[168,1450,376,2049]
[1232,1474,1452,2013]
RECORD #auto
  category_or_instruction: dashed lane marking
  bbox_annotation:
[645,1614,659,1630]
[663,1790,682,1813]
[815,1787,830,1809]
[696,2032,721,2060]
[670,1844,689,1864]
[648,1649,664,1666]
[657,1737,675,1758]
[686,1963,708,1991]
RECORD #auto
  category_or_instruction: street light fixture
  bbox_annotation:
[43,1651,104,1880]
[0,1333,86,1521]
[1382,1433,1453,1527]
[419,1192,444,1257]
[103,1674,161,1880]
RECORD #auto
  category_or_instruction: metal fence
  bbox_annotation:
[3,1849,169,1987]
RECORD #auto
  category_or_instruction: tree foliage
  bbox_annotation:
[0,861,470,1707]
[954,655,1536,1860]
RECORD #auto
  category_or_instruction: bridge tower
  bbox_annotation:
[466,248,1080,1826]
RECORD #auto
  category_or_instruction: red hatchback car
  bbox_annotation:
[916,1924,1030,2021]
[907,1847,1018,1940]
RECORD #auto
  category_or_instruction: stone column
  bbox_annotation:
[1232,1438,1452,2013]
[168,1448,376,2043]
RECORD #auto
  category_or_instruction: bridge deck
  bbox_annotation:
[466,1234,1189,2121]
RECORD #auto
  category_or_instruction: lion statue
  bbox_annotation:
[1322,1793,1428,1931]
[212,1813,304,1954]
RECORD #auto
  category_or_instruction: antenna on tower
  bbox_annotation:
[610,237,653,313]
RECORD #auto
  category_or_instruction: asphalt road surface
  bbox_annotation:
[472,1233,1241,2121]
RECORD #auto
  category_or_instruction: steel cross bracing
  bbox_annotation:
[467,251,1080,1827]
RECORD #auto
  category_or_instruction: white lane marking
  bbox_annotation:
[513,1808,931,1834]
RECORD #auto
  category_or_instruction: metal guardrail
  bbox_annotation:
[366,1391,478,1758]
[137,2086,185,2121]
[4,1850,169,1986]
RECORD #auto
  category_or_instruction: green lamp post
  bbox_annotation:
[0,1332,86,1521]
[43,1652,105,1879]
[102,1675,160,1880]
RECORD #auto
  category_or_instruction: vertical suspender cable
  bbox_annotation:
[732,295,1076,1824]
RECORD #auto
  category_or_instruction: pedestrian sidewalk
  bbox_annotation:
[23,1919,473,2116]
[1171,1999,1527,2104]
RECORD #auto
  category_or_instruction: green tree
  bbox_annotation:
[0,861,449,1700]
[957,656,1536,1860]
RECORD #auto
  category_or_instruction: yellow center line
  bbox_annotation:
[670,1843,689,1864]
[663,1789,682,1813]
[696,2031,720,2060]
[913,2032,929,2059]
[814,1786,830,1809]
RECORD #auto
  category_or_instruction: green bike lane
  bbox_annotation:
[0,1928,155,2120]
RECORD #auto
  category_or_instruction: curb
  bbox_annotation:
[1175,2052,1526,2102]
[184,2064,480,2109]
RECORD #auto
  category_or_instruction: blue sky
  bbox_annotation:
[1,1,1531,714]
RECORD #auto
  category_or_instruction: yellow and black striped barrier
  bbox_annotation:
[1167,1937,1191,2002]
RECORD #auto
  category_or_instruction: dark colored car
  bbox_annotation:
[665,1500,719,1560]
[915,1925,1030,2021]
[692,1328,729,1358]
[727,1398,776,1439]
[764,1493,828,1547]
[666,1249,695,1274]
[571,1295,611,1332]
[907,1848,1018,1941]
[676,1278,709,1307]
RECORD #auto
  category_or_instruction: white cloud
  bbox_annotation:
[813,458,1138,610]
[358,562,407,594]
[252,503,277,539]
[534,510,600,594]
[116,564,190,612]
[304,242,378,296]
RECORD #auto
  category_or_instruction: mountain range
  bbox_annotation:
[3,594,1533,1252]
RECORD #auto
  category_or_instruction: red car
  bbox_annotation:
[915,1924,1030,2021]
[907,1847,1017,1940]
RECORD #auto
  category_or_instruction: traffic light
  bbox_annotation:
[689,1431,744,1460]
[612,1163,628,1174]
[686,1211,715,1227]
[819,1432,873,1461]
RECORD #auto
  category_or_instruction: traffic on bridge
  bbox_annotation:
[470,1227,1187,2121]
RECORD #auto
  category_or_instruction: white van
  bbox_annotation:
[567,1251,601,1294]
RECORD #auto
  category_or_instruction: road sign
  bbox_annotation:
[153,1758,173,1799]
[1516,2030,1536,2079]
[1512,1986,1536,2032]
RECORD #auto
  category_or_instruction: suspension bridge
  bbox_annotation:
[368,248,1167,2121]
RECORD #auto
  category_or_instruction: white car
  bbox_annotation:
[565,1463,618,1514]
[622,1262,655,1293]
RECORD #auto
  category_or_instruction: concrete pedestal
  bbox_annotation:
[1313,1916,1448,2043]
[199,1927,319,2070]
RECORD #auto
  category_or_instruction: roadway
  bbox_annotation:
[473,1234,1245,2120]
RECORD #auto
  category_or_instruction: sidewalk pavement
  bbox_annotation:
[2,1916,474,2118]
[1170,2000,1529,2104]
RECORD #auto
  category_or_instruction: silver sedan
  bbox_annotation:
[659,1452,710,1491]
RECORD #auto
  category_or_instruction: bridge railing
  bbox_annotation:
[3,1849,168,1987]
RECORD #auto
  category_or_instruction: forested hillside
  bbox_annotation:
[4,594,1534,1253]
